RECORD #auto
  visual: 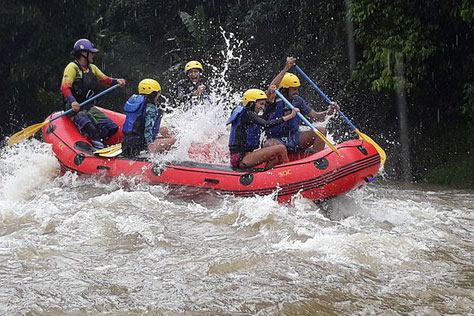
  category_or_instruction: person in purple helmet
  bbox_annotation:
[60,38,126,149]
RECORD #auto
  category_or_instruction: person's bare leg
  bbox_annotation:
[311,127,327,153]
[240,145,288,169]
[265,152,288,170]
[262,138,283,148]
[299,128,327,153]
[148,136,176,153]
[298,130,316,149]
[159,127,174,138]
[265,145,290,169]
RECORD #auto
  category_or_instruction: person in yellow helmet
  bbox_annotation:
[174,60,209,109]
[227,86,299,169]
[121,79,175,157]
[263,57,339,153]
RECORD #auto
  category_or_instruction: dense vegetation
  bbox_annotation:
[1,0,473,186]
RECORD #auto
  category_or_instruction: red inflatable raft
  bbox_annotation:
[42,108,381,203]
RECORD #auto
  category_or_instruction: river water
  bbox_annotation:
[1,140,473,315]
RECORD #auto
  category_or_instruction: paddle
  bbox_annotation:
[294,65,386,165]
[7,84,120,147]
[96,147,122,158]
[93,143,122,155]
[275,90,341,156]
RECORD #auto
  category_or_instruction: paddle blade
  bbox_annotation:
[97,148,122,158]
[7,121,49,147]
[94,143,122,155]
[313,128,341,157]
[355,129,386,165]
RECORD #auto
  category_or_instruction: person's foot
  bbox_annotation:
[91,140,104,149]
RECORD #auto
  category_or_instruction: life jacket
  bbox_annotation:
[122,94,147,148]
[174,77,209,109]
[265,97,304,139]
[122,94,162,149]
[227,106,261,153]
[70,61,101,109]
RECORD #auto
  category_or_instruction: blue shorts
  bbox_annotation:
[276,132,300,151]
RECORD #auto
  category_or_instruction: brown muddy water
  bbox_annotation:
[1,141,473,315]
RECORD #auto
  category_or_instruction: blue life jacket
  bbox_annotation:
[227,106,261,153]
[123,94,147,136]
[265,97,305,139]
[122,94,163,149]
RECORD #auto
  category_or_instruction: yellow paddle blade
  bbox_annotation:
[313,128,341,157]
[355,129,386,165]
[93,143,122,155]
[97,148,122,158]
[7,120,50,147]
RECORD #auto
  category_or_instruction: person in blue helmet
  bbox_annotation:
[262,57,339,153]
[121,79,176,157]
[227,87,299,169]
[61,38,126,149]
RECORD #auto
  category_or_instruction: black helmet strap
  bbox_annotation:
[77,51,90,64]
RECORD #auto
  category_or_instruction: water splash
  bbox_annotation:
[152,29,343,165]
[0,140,60,201]
[153,29,245,165]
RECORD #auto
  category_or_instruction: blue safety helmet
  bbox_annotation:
[73,39,99,53]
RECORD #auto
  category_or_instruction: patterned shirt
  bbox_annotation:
[144,103,163,144]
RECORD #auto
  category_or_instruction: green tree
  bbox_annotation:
[350,0,436,92]
[0,0,104,136]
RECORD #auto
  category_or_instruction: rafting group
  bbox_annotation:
[5,38,386,203]
[59,39,341,169]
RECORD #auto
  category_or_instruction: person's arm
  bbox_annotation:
[90,64,126,87]
[267,85,277,103]
[266,57,296,95]
[60,62,77,103]
[60,62,81,111]
[308,109,326,121]
[245,108,299,127]
[292,96,327,122]
[307,102,340,121]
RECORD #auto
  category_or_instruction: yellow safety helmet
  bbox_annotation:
[138,79,161,95]
[185,60,203,73]
[242,89,267,106]
[279,72,301,88]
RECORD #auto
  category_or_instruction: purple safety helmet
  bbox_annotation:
[73,39,99,53]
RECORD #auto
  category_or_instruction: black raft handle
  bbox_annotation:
[204,178,219,184]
